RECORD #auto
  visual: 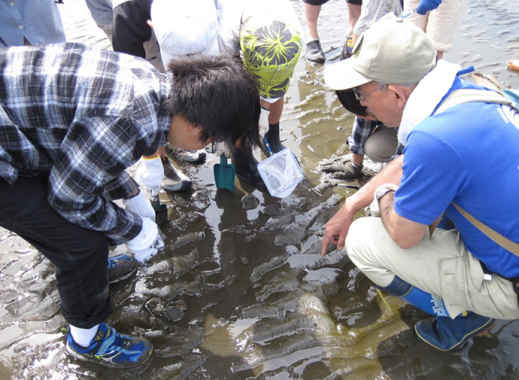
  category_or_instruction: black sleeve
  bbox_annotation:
[112,0,153,58]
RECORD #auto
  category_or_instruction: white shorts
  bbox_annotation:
[404,0,467,52]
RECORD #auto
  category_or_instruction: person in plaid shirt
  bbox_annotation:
[0,42,260,368]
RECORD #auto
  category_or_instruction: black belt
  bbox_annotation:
[511,277,519,306]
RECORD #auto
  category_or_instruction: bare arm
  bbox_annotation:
[320,155,404,255]
[379,191,427,249]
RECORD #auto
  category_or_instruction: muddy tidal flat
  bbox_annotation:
[1,0,519,379]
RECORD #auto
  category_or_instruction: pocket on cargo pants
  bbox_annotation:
[439,251,519,320]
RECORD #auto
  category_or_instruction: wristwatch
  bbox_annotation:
[368,184,398,217]
[374,183,398,202]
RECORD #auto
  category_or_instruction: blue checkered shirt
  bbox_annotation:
[0,43,172,244]
[348,117,379,155]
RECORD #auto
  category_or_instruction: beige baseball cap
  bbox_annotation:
[324,14,436,90]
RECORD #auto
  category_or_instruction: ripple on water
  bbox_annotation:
[2,0,519,378]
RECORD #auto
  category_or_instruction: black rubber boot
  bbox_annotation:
[231,145,265,190]
[262,123,285,155]
[161,156,192,192]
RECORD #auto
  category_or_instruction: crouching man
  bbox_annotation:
[321,14,519,351]
[0,43,259,368]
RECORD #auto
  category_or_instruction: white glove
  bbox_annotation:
[135,155,164,194]
[124,191,156,221]
[127,217,164,263]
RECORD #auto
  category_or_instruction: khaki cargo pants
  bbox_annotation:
[345,217,519,320]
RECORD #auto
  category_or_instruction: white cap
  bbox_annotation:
[151,0,221,68]
[324,14,436,90]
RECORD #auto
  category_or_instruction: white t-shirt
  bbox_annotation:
[354,0,402,37]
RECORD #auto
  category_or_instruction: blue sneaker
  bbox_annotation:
[66,323,153,369]
[414,312,494,351]
[108,254,137,284]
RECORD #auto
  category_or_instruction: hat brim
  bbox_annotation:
[160,33,220,68]
[335,89,368,117]
[324,58,371,90]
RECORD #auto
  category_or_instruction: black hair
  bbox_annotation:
[167,54,261,146]
[335,89,368,117]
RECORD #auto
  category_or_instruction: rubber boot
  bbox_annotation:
[231,144,265,190]
[161,156,192,192]
[150,191,168,225]
[382,275,448,317]
[262,123,285,156]
[415,313,494,351]
[381,276,494,351]
[306,40,325,64]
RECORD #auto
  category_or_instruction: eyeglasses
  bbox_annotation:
[352,84,387,103]
[352,87,370,103]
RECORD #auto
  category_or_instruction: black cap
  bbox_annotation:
[335,89,368,117]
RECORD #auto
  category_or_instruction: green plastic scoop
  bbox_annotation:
[214,153,235,191]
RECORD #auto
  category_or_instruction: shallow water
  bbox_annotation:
[1,0,519,379]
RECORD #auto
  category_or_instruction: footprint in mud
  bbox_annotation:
[144,297,187,323]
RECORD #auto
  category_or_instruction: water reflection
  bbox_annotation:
[1,0,519,379]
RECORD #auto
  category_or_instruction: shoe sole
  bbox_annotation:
[306,56,325,64]
[66,340,153,369]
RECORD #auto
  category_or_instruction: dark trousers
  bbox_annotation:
[0,176,112,328]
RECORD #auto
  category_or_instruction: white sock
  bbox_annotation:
[70,324,100,347]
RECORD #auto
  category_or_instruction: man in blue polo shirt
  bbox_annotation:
[321,14,519,351]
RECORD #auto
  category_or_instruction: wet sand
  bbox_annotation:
[1,0,519,379]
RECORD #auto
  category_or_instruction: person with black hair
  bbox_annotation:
[0,43,259,369]
[112,0,207,194]
[151,0,302,189]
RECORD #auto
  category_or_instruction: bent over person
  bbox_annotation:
[0,43,260,368]
[322,15,519,351]
[151,0,302,189]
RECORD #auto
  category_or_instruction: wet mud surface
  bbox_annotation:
[1,1,519,379]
